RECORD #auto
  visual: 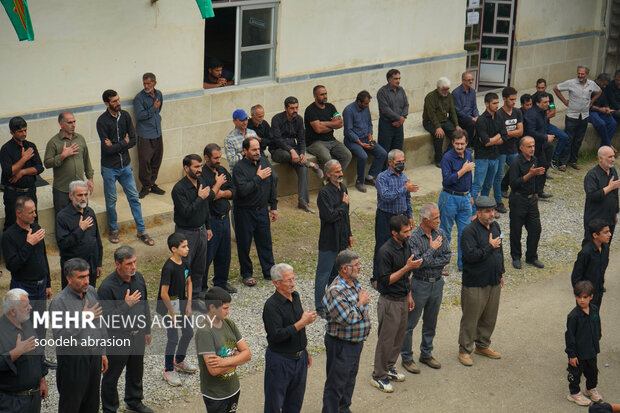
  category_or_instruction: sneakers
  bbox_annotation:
[401,359,420,374]
[458,353,473,366]
[585,388,603,402]
[474,346,501,359]
[355,181,367,193]
[162,370,182,386]
[419,356,441,369]
[387,369,405,382]
[309,162,324,179]
[370,377,394,393]
[174,360,198,374]
[567,392,591,406]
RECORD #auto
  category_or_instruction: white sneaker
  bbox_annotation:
[585,388,603,402]
[387,369,406,382]
[174,360,198,374]
[567,392,591,406]
[162,370,182,387]
[370,377,393,393]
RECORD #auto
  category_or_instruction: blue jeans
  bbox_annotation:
[471,158,498,215]
[164,320,194,372]
[101,165,145,233]
[400,277,444,361]
[438,190,472,270]
[493,153,517,205]
[589,111,618,147]
[560,116,589,164]
[547,123,569,160]
[344,139,387,183]
[315,250,340,310]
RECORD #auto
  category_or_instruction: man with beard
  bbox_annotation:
[44,111,95,214]
[524,92,554,199]
[0,288,49,412]
[377,69,409,155]
[96,89,153,246]
[171,154,211,298]
[457,196,505,367]
[452,72,479,146]
[134,72,165,199]
[232,137,278,287]
[583,146,620,239]
[55,180,103,289]
[423,77,462,167]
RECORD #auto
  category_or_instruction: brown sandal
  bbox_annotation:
[137,233,154,246]
[242,277,257,287]
[108,230,119,244]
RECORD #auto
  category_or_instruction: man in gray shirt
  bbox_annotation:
[49,258,107,413]
[377,69,409,157]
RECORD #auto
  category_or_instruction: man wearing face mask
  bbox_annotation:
[371,149,418,287]
[423,77,462,167]
[55,180,104,289]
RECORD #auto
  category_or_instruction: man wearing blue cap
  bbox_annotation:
[224,109,258,169]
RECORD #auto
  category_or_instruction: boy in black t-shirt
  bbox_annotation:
[157,233,197,386]
[565,281,603,406]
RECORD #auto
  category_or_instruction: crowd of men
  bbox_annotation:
[0,66,619,412]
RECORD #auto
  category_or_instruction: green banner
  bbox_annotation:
[1,0,34,41]
[196,0,214,19]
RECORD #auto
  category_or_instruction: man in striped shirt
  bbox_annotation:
[321,250,370,413]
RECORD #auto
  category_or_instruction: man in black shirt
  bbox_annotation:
[0,288,48,412]
[371,215,422,393]
[2,196,52,345]
[232,137,278,286]
[98,245,153,413]
[171,154,211,298]
[572,219,611,309]
[458,196,504,367]
[508,137,545,269]
[202,143,237,294]
[495,87,523,207]
[584,146,620,239]
[0,116,44,230]
[304,85,352,170]
[56,180,103,289]
[524,92,554,198]
[315,159,352,314]
[263,263,316,412]
[96,89,153,246]
[247,104,273,156]
[272,96,323,213]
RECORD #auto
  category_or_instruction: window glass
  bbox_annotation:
[241,49,272,79]
[242,8,273,47]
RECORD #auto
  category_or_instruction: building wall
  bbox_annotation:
[510,0,605,90]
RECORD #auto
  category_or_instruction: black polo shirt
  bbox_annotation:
[171,176,210,228]
[263,290,307,354]
[583,165,619,230]
[1,223,50,286]
[247,119,273,153]
[55,203,103,268]
[508,153,543,196]
[0,316,47,392]
[97,271,151,335]
[201,165,234,218]
[317,182,351,252]
[474,110,506,159]
[0,138,44,188]
[232,157,278,210]
[461,219,504,287]
[376,237,411,298]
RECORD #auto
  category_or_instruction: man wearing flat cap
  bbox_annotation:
[457,196,505,367]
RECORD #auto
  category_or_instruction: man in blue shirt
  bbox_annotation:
[371,149,419,286]
[134,73,165,199]
[343,91,387,192]
[439,130,474,271]
[452,72,479,145]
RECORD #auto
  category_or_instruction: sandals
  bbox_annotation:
[242,277,257,287]
[108,230,119,244]
[137,233,155,246]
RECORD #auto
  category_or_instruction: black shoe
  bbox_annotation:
[355,181,367,193]
[125,403,155,413]
[263,274,272,281]
[298,202,315,213]
[512,259,522,269]
[495,203,507,214]
[220,283,238,294]
[138,187,150,199]
[43,358,57,369]
[501,190,509,199]
[434,162,441,168]
[526,259,545,269]
[364,176,376,186]
[150,184,166,195]
[539,192,553,199]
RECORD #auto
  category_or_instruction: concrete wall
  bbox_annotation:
[510,0,605,90]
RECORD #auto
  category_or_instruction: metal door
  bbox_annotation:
[479,0,515,87]
[464,0,484,89]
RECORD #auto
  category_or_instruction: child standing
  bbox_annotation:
[565,280,603,406]
[157,233,198,386]
[196,286,251,413]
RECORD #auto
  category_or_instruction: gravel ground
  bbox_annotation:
[39,160,594,412]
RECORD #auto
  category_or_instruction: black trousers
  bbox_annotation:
[233,206,274,280]
[52,187,71,215]
[567,356,598,394]
[0,390,41,413]
[101,333,145,413]
[457,115,476,144]
[203,392,240,413]
[322,334,363,413]
[263,348,308,413]
[175,225,208,299]
[3,186,37,230]
[423,119,456,163]
[57,354,102,413]
[509,195,541,261]
[535,140,553,192]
